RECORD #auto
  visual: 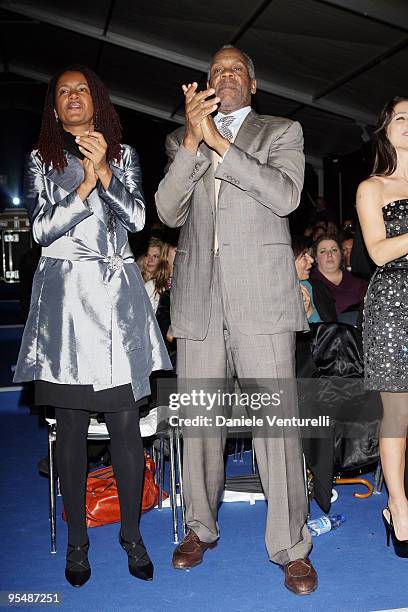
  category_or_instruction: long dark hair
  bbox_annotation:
[371,96,408,176]
[37,64,122,170]
[291,235,310,259]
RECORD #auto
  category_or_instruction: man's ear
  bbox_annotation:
[251,79,257,95]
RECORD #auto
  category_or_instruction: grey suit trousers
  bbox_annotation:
[177,257,311,564]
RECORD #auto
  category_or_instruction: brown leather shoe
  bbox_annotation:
[172,529,217,570]
[282,558,318,595]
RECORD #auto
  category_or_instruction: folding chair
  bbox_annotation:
[46,408,184,553]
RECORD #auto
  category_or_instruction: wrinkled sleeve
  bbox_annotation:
[215,120,305,217]
[26,151,93,247]
[155,132,211,228]
[97,145,145,233]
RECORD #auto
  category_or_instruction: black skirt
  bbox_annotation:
[35,381,147,412]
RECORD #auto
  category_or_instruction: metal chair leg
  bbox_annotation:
[373,459,384,494]
[48,425,57,554]
[157,436,164,510]
[168,428,179,543]
[175,426,186,537]
[152,445,158,485]
[251,439,257,474]
[239,439,245,462]
[233,437,239,462]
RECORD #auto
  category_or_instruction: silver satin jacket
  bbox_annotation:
[13,145,171,401]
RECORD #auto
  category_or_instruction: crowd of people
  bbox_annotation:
[294,217,368,324]
[142,215,369,331]
[12,42,408,598]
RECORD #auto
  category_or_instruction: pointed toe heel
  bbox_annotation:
[65,541,91,587]
[119,532,154,581]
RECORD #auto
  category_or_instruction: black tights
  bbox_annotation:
[55,408,144,545]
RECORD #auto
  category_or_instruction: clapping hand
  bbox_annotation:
[76,156,97,202]
[76,131,108,173]
[181,83,230,157]
[182,82,219,153]
[201,113,230,157]
[76,130,112,190]
[82,157,97,189]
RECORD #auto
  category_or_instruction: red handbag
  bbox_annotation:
[62,454,166,528]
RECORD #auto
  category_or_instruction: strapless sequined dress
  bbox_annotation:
[363,199,408,392]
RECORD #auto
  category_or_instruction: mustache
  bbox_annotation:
[217,81,239,91]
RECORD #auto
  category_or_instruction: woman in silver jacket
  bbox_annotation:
[14,64,171,587]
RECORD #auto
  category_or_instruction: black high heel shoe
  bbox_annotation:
[119,532,154,581]
[382,508,408,558]
[65,540,91,587]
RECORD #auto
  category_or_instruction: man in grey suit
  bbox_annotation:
[155,45,317,595]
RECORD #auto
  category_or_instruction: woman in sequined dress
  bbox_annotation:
[357,96,408,556]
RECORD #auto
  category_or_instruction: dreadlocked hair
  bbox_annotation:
[37,64,122,171]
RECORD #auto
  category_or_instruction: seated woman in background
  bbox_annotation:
[139,237,171,313]
[155,242,176,332]
[155,242,177,367]
[292,236,337,322]
[310,234,368,322]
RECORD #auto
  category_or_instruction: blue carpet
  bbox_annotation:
[1,408,408,611]
[0,326,24,387]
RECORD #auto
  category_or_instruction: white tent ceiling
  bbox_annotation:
[1,0,407,163]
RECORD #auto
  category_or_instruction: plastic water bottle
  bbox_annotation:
[307,514,345,536]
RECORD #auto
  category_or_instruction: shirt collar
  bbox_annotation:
[215,106,252,128]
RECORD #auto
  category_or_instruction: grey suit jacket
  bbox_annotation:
[14,145,171,400]
[155,110,308,340]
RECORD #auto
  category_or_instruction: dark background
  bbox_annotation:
[0,99,373,236]
[3,0,405,239]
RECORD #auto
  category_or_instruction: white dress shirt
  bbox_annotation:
[213,106,252,253]
[144,279,160,313]
[214,105,252,144]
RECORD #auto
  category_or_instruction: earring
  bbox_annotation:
[54,110,59,123]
